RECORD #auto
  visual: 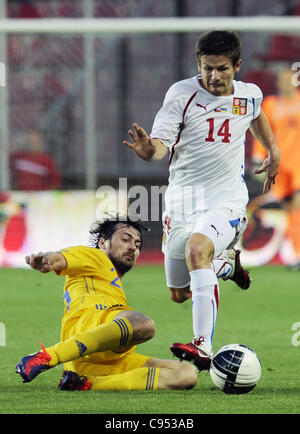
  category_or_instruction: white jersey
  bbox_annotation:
[151,75,263,221]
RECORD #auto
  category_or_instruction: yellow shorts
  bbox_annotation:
[61,305,151,377]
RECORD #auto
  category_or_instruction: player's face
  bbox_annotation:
[198,55,241,96]
[101,224,141,275]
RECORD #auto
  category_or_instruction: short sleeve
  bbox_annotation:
[150,83,188,149]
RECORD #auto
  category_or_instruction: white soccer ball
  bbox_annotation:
[209,343,261,394]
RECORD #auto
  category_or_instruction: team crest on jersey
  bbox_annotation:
[232,97,247,115]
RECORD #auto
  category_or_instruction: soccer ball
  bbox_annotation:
[209,344,261,394]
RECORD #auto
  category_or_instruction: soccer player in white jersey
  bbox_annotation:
[123,31,280,371]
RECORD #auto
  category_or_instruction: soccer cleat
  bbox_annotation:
[170,337,212,372]
[220,249,251,290]
[58,370,91,391]
[16,342,52,383]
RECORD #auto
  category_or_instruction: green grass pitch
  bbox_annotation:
[0,264,300,414]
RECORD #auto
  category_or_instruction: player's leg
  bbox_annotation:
[166,251,250,299]
[212,248,251,290]
[162,216,193,303]
[60,366,161,391]
[143,357,198,390]
[111,310,156,346]
[16,309,155,383]
[168,286,190,303]
[85,359,197,391]
[48,311,153,362]
[59,357,197,391]
[164,255,191,303]
[171,212,236,371]
[213,212,250,288]
[163,220,249,303]
[187,214,237,348]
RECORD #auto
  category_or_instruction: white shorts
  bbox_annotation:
[162,208,247,289]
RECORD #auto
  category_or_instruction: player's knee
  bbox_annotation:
[173,362,198,390]
[170,293,187,303]
[133,316,156,342]
[122,311,156,343]
[143,317,156,341]
[185,235,214,270]
[186,241,207,267]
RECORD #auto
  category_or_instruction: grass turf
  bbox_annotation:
[0,264,300,414]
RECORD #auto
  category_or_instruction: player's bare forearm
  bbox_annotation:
[123,123,168,161]
[250,112,280,193]
[25,251,67,273]
[149,138,169,161]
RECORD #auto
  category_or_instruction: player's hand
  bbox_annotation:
[253,155,279,194]
[25,252,52,273]
[123,123,156,161]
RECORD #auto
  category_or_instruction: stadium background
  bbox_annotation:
[1,0,300,267]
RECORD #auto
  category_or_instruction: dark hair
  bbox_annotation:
[196,30,242,66]
[89,214,149,250]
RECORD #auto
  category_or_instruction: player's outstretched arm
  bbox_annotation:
[123,122,168,161]
[250,111,280,193]
[25,252,67,273]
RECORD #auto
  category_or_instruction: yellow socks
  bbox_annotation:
[88,367,160,391]
[46,318,133,367]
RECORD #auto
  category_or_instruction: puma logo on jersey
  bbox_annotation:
[210,224,223,237]
[196,103,208,111]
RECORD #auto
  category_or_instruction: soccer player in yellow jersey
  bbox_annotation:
[16,216,197,391]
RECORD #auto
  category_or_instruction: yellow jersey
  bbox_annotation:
[57,246,127,317]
